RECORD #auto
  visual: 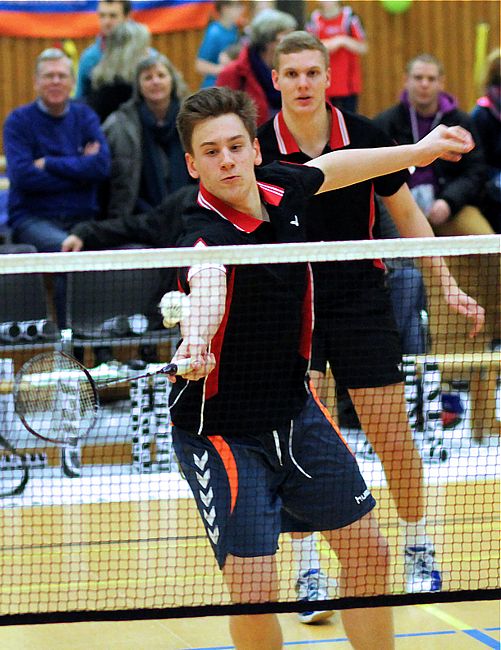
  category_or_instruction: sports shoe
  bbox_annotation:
[404,544,442,593]
[295,569,335,624]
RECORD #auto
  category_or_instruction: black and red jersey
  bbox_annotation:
[169,162,324,437]
[258,105,410,306]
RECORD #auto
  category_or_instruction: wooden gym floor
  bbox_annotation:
[0,475,498,649]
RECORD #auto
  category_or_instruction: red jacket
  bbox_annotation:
[216,45,270,127]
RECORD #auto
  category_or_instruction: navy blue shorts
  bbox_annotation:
[172,392,375,568]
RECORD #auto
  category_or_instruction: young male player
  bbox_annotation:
[165,86,474,649]
[256,31,485,613]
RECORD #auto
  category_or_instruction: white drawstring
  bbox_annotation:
[273,430,283,466]
[288,420,312,478]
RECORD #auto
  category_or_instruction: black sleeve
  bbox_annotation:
[258,160,325,201]
[72,186,197,249]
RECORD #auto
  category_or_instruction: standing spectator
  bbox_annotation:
[471,49,501,233]
[216,8,297,126]
[374,53,492,236]
[196,1,244,88]
[87,21,151,123]
[101,53,191,219]
[307,0,367,113]
[3,47,110,352]
[75,0,132,100]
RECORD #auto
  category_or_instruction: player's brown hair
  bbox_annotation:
[273,30,329,71]
[176,87,257,154]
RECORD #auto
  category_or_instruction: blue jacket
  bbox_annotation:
[4,100,110,226]
[75,37,103,99]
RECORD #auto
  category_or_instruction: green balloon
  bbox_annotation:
[380,0,413,14]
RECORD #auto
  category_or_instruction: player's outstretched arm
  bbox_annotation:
[383,185,485,338]
[308,125,474,194]
[168,267,227,382]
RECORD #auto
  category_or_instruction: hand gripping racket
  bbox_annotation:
[1,351,192,445]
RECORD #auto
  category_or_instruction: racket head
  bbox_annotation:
[14,351,99,445]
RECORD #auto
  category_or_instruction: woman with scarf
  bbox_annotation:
[471,49,501,233]
[216,8,297,126]
[102,53,191,219]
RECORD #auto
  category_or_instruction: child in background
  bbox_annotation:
[196,0,244,88]
[307,1,367,112]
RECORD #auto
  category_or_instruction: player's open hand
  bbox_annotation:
[444,285,485,338]
[416,125,474,166]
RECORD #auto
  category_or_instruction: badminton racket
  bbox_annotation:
[0,351,193,445]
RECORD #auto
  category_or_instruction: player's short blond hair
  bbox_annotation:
[273,31,329,71]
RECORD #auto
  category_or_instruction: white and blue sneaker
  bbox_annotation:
[405,544,442,593]
[295,569,336,624]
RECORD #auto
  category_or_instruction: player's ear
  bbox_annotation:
[271,68,280,91]
[326,65,331,88]
[185,152,199,180]
[253,138,262,166]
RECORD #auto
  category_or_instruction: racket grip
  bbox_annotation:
[161,358,193,376]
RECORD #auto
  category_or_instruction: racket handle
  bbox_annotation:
[160,358,193,376]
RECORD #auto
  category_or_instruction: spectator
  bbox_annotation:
[75,0,132,100]
[216,8,297,126]
[3,48,110,333]
[87,20,151,123]
[196,0,244,88]
[101,53,191,219]
[471,49,501,233]
[307,0,367,113]
[374,53,493,236]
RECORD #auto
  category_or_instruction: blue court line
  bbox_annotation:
[462,629,500,649]
[190,627,500,650]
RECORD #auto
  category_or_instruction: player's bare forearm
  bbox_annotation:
[170,267,226,381]
[382,186,485,338]
[309,125,474,194]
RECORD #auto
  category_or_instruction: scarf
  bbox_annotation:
[248,46,282,111]
[138,98,188,209]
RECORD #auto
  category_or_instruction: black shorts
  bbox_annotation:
[311,272,403,389]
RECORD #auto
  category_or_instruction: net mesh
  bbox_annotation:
[0,236,499,622]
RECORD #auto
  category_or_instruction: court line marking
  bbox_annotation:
[421,604,500,649]
[189,629,461,650]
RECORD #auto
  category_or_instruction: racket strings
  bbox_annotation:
[14,352,98,444]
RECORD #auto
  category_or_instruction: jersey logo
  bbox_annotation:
[290,215,300,227]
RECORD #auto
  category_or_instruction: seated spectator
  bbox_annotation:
[471,49,501,233]
[86,20,151,123]
[75,0,132,100]
[373,53,493,236]
[101,53,191,220]
[3,47,110,348]
[216,8,297,126]
[3,48,110,262]
[196,0,244,88]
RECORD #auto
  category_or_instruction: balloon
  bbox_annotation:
[380,0,413,14]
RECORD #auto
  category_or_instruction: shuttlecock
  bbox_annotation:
[159,291,190,328]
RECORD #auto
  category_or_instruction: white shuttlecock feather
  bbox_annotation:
[159,291,190,328]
